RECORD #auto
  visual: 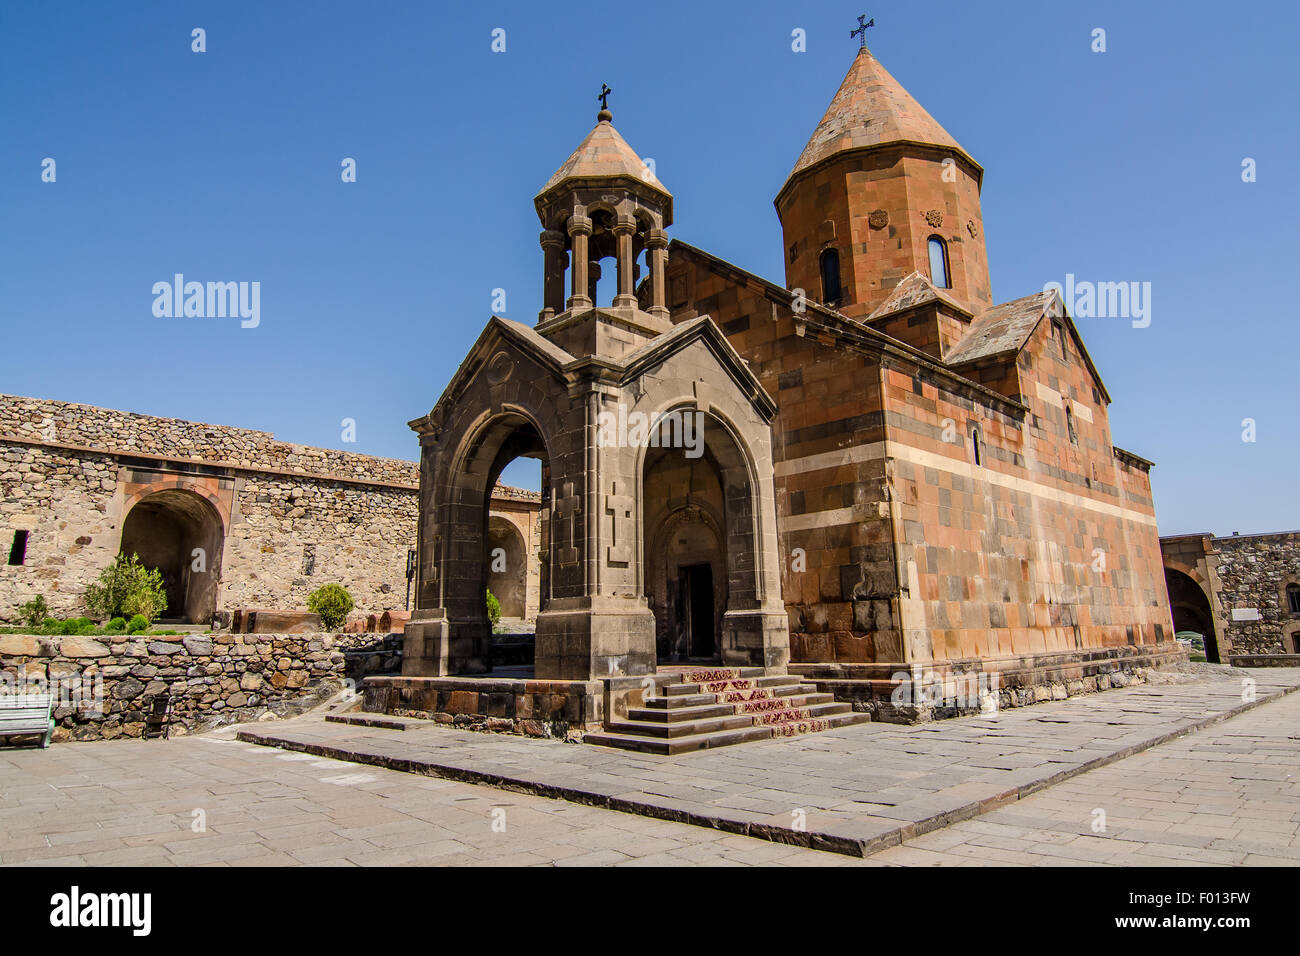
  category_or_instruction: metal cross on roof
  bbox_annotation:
[598,83,612,110]
[851,14,874,48]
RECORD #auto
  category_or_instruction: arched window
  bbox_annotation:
[1287,583,1300,615]
[927,236,950,289]
[820,248,842,304]
[971,428,982,467]
[1065,405,1078,444]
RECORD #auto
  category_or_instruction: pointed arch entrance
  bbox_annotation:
[1164,567,1220,663]
[408,408,552,675]
[119,489,225,623]
[640,406,780,669]
[487,515,529,619]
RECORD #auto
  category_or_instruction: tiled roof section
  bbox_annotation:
[866,271,972,322]
[538,119,669,197]
[944,291,1055,366]
[787,47,977,181]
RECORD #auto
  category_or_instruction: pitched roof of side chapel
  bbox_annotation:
[945,291,1056,365]
[866,272,973,321]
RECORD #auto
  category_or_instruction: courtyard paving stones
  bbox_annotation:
[235,665,1300,856]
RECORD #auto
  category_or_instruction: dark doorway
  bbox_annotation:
[1164,568,1220,663]
[679,563,716,660]
[120,490,225,624]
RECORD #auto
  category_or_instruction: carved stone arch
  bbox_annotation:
[634,393,785,668]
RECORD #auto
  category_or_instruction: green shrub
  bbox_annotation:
[38,618,62,635]
[127,614,150,635]
[306,583,354,630]
[486,589,501,626]
[106,617,127,633]
[58,617,94,635]
[83,553,168,623]
[17,595,49,629]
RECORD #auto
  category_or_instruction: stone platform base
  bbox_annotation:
[790,642,1190,723]
[361,675,604,741]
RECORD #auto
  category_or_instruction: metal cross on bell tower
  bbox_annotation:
[598,83,612,111]
[851,14,874,48]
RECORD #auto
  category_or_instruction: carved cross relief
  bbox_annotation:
[605,481,634,566]
[554,481,581,566]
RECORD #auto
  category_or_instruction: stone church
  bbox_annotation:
[387,43,1181,747]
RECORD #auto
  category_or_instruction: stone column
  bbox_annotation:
[613,216,637,308]
[587,260,602,304]
[567,216,592,311]
[539,229,566,322]
[645,229,669,321]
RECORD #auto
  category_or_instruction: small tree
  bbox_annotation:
[17,595,49,629]
[486,588,501,626]
[83,553,168,623]
[307,583,354,630]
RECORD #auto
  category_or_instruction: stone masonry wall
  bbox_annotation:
[0,630,398,742]
[0,393,418,486]
[1214,532,1300,655]
[0,394,541,625]
[221,473,415,614]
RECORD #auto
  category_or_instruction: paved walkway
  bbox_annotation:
[869,688,1300,866]
[0,734,846,866]
[237,665,1300,856]
[4,665,1298,866]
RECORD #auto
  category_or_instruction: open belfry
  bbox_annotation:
[379,38,1181,752]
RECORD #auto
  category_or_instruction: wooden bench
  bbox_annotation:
[0,694,55,749]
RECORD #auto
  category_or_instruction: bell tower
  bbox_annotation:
[775,39,992,319]
[533,90,674,359]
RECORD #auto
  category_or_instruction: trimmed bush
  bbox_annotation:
[83,553,168,623]
[106,617,127,633]
[486,588,501,626]
[306,583,354,631]
[127,614,150,635]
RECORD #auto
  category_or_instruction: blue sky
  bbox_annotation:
[1,0,1294,535]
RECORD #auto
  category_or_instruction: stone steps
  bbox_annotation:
[587,666,869,754]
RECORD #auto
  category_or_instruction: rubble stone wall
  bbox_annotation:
[0,630,400,742]
[1215,532,1300,656]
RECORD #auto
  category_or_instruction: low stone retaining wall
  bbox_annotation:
[0,630,401,742]
[792,642,1190,722]
[1228,653,1300,668]
[361,676,603,741]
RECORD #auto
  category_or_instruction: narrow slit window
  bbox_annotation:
[971,428,982,467]
[1066,405,1078,444]
[8,530,29,566]
[927,236,950,289]
[819,248,842,304]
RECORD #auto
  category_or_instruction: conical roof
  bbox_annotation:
[785,47,979,184]
[536,113,670,200]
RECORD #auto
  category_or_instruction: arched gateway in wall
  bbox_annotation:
[120,488,225,624]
